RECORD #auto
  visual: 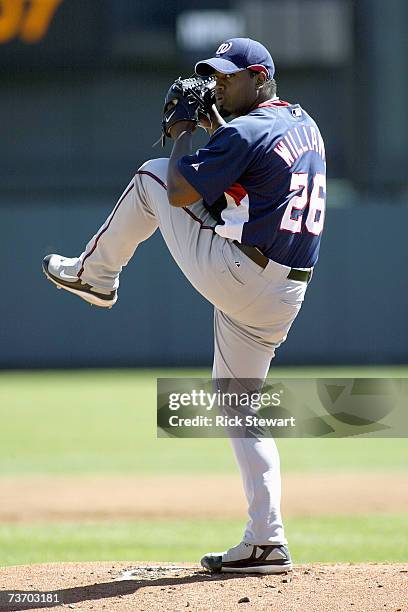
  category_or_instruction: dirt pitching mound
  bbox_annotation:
[0,562,407,612]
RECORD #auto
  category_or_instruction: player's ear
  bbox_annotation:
[256,74,266,90]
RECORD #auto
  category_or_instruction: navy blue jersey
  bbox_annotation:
[177,99,326,268]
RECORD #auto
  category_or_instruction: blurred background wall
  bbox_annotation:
[0,0,407,368]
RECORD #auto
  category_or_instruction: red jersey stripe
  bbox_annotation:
[225,183,248,206]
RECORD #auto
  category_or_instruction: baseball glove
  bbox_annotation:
[160,75,216,146]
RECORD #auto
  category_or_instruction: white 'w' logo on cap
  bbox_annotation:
[216,42,232,55]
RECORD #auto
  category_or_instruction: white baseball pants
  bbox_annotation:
[67,158,308,545]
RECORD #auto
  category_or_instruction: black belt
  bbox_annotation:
[233,241,312,283]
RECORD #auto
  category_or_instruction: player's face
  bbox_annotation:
[213,70,260,117]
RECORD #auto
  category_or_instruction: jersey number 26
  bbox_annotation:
[280,173,326,236]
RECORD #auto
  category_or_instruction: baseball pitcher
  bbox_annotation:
[42,38,326,574]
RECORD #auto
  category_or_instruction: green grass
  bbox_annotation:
[0,369,407,476]
[0,515,406,567]
[0,369,406,568]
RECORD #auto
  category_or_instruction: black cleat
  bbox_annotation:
[42,254,117,308]
[201,541,292,574]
